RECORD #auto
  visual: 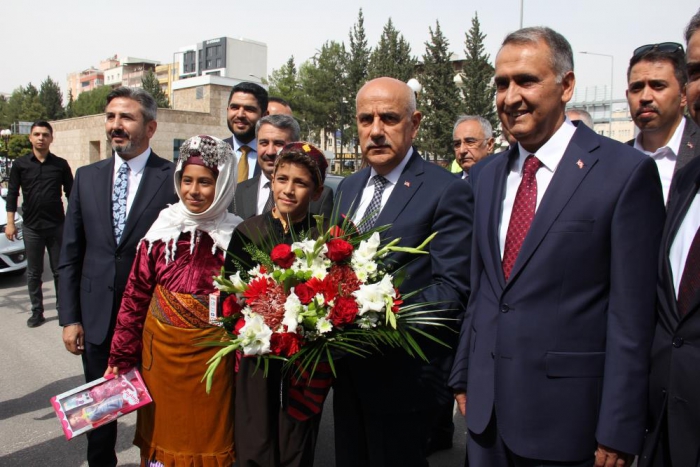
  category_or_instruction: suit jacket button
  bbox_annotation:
[672,336,684,348]
[500,304,510,313]
[115,254,121,260]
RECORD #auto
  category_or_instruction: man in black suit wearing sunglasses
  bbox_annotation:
[626,42,700,205]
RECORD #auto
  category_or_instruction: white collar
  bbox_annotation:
[516,118,576,174]
[367,147,414,186]
[231,135,257,153]
[114,148,151,174]
[633,116,686,157]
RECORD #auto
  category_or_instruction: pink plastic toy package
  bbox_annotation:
[51,368,152,440]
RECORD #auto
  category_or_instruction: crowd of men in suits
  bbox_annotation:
[5,7,700,467]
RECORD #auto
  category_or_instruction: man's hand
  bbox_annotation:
[4,223,16,241]
[454,391,467,416]
[595,444,633,467]
[62,324,85,355]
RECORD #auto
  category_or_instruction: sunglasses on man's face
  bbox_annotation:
[633,42,684,58]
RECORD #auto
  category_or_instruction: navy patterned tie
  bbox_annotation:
[357,175,387,233]
[112,162,129,243]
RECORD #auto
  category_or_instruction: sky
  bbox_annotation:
[1,0,698,104]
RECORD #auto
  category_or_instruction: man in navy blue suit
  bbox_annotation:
[449,27,665,466]
[332,77,473,467]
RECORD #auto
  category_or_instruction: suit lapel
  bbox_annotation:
[93,158,117,248]
[375,152,423,227]
[484,150,513,290]
[506,128,599,284]
[338,168,370,219]
[244,176,260,218]
[120,153,170,247]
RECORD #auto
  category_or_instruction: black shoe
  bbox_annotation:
[27,313,46,328]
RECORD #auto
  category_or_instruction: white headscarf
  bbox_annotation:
[142,135,243,262]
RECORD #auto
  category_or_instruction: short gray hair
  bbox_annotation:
[453,115,493,140]
[255,114,301,141]
[566,109,594,128]
[105,86,158,122]
[502,27,574,83]
[686,9,700,45]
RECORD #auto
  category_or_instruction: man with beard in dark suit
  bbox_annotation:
[332,77,473,467]
[58,87,177,467]
[224,82,267,214]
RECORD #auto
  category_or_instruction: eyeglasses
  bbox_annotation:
[453,137,486,149]
[633,42,684,58]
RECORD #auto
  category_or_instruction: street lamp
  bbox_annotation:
[1,129,11,174]
[407,78,422,97]
[580,51,614,137]
[248,73,265,84]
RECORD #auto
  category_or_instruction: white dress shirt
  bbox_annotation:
[499,119,577,258]
[113,148,151,218]
[230,135,258,179]
[670,189,700,296]
[353,147,414,223]
[257,175,272,215]
[633,117,685,202]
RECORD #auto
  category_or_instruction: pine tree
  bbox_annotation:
[20,83,45,122]
[416,21,461,161]
[72,86,113,117]
[268,56,301,106]
[39,76,65,120]
[65,89,74,119]
[460,13,498,135]
[346,8,371,164]
[141,70,169,108]
[368,18,417,82]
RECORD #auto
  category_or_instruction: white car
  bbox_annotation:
[0,196,27,275]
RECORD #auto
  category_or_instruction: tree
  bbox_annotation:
[416,21,461,161]
[459,13,498,135]
[367,18,416,82]
[268,56,302,109]
[65,89,74,119]
[298,41,350,149]
[141,70,169,108]
[72,86,113,117]
[39,76,65,120]
[346,8,372,166]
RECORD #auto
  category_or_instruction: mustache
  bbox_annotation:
[636,105,659,117]
[261,154,276,162]
[109,129,129,139]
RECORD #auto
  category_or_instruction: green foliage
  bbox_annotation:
[460,13,499,136]
[39,76,65,120]
[298,41,350,145]
[141,70,170,108]
[7,135,32,158]
[72,86,112,117]
[416,21,462,161]
[65,89,74,119]
[346,8,371,153]
[367,18,417,82]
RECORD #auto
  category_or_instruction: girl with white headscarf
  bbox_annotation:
[107,135,242,467]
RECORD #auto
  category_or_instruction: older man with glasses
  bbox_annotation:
[626,41,700,204]
[452,115,496,180]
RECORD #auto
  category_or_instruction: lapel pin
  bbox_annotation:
[576,159,584,169]
[688,141,694,149]
[404,181,411,187]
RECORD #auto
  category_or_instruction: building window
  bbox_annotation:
[196,86,204,99]
[216,58,222,68]
[173,139,186,163]
[206,60,212,68]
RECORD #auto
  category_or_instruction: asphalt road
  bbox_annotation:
[0,255,467,466]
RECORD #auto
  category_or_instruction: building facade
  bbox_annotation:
[174,37,267,83]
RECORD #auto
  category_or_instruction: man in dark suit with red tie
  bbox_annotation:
[58,87,177,467]
[333,77,473,467]
[449,27,665,466]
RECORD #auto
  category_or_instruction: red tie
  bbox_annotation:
[677,226,700,317]
[503,155,542,281]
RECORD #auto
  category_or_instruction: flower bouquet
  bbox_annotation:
[202,216,452,393]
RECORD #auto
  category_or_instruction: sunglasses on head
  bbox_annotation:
[633,42,684,58]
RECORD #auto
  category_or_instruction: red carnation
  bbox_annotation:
[233,317,246,335]
[243,276,270,301]
[294,282,315,305]
[324,264,361,301]
[329,225,346,238]
[222,295,242,317]
[328,296,359,327]
[270,244,296,268]
[326,238,354,262]
[270,332,303,357]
